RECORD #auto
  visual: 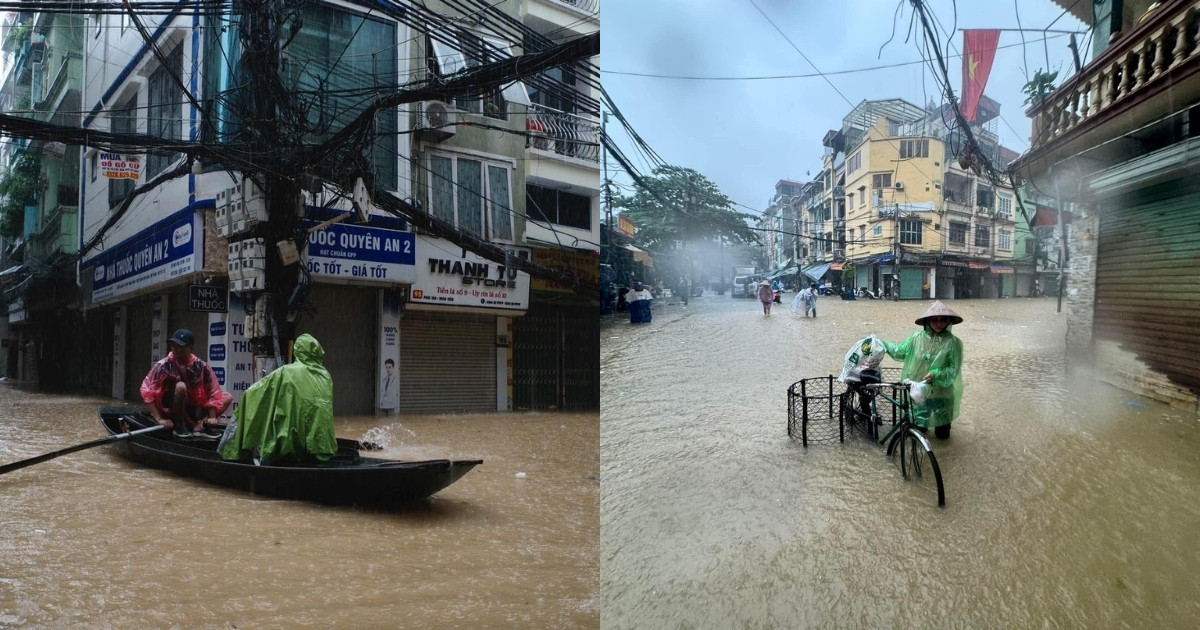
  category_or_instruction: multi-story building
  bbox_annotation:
[809,98,1021,299]
[0,9,85,387]
[0,1,596,412]
[512,0,600,410]
[760,179,803,283]
[1012,0,1200,411]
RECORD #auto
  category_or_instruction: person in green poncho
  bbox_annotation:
[219,333,338,464]
[880,300,964,439]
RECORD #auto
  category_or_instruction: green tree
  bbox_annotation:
[0,152,41,240]
[613,165,759,250]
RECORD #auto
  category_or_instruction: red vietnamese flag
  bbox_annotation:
[961,29,1000,122]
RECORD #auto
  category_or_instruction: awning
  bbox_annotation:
[990,264,1014,274]
[830,262,845,271]
[803,262,832,283]
[623,244,653,265]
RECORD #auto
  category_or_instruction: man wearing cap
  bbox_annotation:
[139,328,233,439]
[880,301,964,439]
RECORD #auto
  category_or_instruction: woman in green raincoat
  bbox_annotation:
[881,301,964,439]
[219,333,338,464]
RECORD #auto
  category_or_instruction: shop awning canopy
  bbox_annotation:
[803,262,832,283]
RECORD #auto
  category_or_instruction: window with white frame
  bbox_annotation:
[998,228,1011,251]
[848,152,861,173]
[900,139,929,158]
[428,152,514,241]
[527,184,591,230]
[873,225,882,237]
[900,219,922,244]
[997,193,1012,219]
[858,186,866,206]
[429,29,528,119]
[146,46,183,179]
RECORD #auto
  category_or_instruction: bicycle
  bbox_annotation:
[840,369,946,507]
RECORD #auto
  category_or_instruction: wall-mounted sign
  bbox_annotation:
[100,152,140,180]
[188,284,228,312]
[409,235,530,313]
[89,211,199,304]
[303,221,416,285]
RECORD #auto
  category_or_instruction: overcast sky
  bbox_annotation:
[602,0,1087,218]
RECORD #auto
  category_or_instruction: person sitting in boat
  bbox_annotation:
[140,328,232,440]
[219,333,338,465]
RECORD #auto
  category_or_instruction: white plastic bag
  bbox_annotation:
[908,380,930,406]
[839,334,887,382]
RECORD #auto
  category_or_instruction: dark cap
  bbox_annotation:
[168,329,195,347]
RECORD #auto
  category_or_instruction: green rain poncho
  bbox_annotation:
[881,326,964,429]
[220,334,338,464]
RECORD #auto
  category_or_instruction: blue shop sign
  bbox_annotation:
[90,211,199,304]
[304,221,416,285]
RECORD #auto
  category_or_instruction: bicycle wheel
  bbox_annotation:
[886,426,946,507]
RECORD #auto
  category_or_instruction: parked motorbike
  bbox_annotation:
[858,286,882,300]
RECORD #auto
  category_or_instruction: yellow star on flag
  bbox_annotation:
[968,55,979,80]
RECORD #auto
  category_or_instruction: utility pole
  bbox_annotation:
[239,0,305,376]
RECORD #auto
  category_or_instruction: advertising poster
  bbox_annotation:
[377,290,400,412]
[207,293,254,419]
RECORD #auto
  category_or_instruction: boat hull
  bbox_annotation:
[100,407,481,505]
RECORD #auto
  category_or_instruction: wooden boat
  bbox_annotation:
[99,406,481,505]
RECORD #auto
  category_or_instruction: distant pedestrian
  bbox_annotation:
[802,282,818,317]
[629,282,653,324]
[757,280,774,316]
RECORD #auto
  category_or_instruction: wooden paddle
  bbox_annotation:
[0,423,166,477]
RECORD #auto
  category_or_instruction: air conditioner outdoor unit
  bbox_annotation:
[894,181,905,191]
[417,100,456,141]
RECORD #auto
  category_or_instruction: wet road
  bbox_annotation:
[0,390,598,628]
[601,293,1200,628]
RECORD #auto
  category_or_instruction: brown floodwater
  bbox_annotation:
[601,294,1200,629]
[0,390,598,628]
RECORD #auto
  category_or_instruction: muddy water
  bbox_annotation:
[601,295,1200,628]
[0,390,598,628]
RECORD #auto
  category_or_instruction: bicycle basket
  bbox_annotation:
[787,375,849,446]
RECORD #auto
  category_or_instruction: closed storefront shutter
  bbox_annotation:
[298,285,377,415]
[400,312,496,414]
[1096,187,1200,392]
[899,267,923,299]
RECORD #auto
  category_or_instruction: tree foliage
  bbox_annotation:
[613,165,759,251]
[0,151,41,241]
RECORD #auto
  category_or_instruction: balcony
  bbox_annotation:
[34,49,82,115]
[1021,0,1200,171]
[27,204,78,260]
[526,103,600,163]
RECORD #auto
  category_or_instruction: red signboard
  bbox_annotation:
[617,214,635,238]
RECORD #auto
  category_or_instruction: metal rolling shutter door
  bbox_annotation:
[1095,190,1200,391]
[400,312,496,413]
[297,285,377,415]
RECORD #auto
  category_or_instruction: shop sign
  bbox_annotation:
[188,284,228,312]
[304,221,416,285]
[89,211,198,304]
[409,235,530,312]
[100,152,141,180]
[617,214,635,238]
[531,247,599,294]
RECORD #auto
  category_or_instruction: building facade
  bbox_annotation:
[0,1,599,413]
[1013,0,1200,412]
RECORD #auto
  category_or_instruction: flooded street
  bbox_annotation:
[0,390,598,628]
[601,294,1200,628]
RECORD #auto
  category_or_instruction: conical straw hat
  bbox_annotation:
[915,300,963,326]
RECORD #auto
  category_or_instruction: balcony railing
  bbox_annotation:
[551,0,598,13]
[29,204,77,259]
[1028,0,1200,151]
[526,103,599,163]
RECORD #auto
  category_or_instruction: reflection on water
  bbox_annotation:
[602,295,1200,629]
[0,391,598,628]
